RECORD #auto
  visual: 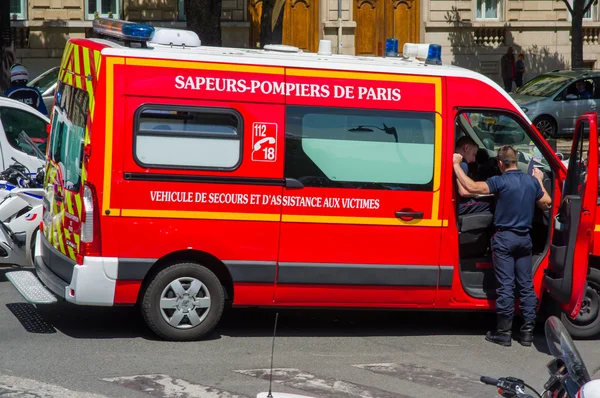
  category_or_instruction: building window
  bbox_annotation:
[10,0,27,20]
[284,106,436,191]
[85,0,120,20]
[134,106,243,170]
[567,0,596,20]
[475,0,501,20]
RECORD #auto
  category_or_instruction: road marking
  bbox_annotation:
[0,374,108,397]
[102,374,249,398]
[353,363,489,397]
[234,368,412,398]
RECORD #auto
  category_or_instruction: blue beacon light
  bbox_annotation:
[425,44,442,65]
[92,18,155,42]
[385,38,399,57]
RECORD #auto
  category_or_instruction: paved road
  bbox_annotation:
[0,266,599,398]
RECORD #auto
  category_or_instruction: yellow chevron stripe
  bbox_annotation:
[94,50,101,79]
[74,193,82,217]
[73,44,81,75]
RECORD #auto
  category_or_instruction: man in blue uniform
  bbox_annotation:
[3,64,48,116]
[453,145,552,347]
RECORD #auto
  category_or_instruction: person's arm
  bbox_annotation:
[452,154,491,195]
[532,168,552,210]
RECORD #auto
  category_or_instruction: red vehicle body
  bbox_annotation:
[7,20,600,341]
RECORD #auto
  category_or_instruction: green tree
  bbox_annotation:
[562,0,597,68]
[184,0,222,46]
[259,0,284,47]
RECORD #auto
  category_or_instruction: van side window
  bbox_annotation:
[48,81,89,192]
[134,107,242,170]
[0,107,48,155]
[284,106,436,190]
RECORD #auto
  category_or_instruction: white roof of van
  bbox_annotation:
[89,37,529,122]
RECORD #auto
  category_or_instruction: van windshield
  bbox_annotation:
[516,74,571,97]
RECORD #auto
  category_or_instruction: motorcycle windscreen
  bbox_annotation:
[544,112,599,319]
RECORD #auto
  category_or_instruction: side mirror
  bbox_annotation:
[565,94,578,101]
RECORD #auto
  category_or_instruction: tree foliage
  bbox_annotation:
[562,0,597,68]
[184,0,222,46]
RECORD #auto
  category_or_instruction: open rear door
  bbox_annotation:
[544,112,599,319]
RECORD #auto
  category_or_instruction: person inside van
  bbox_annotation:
[455,136,492,215]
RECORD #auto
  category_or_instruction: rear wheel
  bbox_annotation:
[141,262,224,341]
[560,268,600,339]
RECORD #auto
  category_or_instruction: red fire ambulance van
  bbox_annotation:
[6,18,600,341]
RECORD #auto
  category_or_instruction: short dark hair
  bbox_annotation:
[497,145,517,166]
[456,136,478,149]
[518,53,524,57]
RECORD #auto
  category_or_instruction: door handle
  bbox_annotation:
[395,210,424,220]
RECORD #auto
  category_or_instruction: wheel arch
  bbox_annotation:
[137,249,234,305]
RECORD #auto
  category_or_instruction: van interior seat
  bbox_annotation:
[458,211,494,258]
[458,211,494,232]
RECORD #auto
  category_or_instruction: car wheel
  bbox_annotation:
[560,268,600,339]
[534,116,556,139]
[141,262,224,341]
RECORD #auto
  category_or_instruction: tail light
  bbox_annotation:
[79,182,101,261]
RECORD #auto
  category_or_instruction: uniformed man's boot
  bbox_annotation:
[485,316,512,347]
[519,320,535,347]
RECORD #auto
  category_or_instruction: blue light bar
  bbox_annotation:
[425,44,442,65]
[92,18,155,42]
[385,38,399,57]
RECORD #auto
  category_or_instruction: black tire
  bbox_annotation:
[533,115,556,139]
[141,262,224,341]
[559,268,600,339]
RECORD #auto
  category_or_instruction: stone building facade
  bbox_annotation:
[423,0,600,84]
[9,0,600,85]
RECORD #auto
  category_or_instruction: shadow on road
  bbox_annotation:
[0,265,550,353]
[4,297,553,348]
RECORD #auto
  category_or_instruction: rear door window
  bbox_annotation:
[48,81,89,192]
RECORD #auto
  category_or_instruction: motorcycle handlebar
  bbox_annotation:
[480,376,499,386]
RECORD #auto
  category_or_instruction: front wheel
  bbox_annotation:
[533,116,556,139]
[560,268,600,339]
[141,262,225,341]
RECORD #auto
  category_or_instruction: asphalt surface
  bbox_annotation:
[0,266,599,398]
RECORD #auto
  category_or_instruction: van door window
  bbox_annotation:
[134,107,242,170]
[459,111,552,176]
[0,107,48,155]
[48,81,89,192]
[284,106,436,190]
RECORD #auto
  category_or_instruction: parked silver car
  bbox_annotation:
[510,69,600,138]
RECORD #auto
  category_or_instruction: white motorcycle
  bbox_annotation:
[0,132,46,267]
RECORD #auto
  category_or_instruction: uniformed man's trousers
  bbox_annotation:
[491,229,538,321]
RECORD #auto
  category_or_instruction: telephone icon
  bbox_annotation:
[254,137,276,151]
